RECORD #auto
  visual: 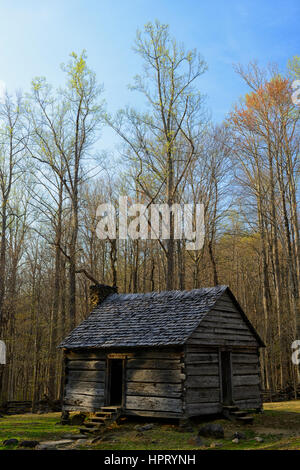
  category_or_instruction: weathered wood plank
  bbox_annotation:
[64,394,104,407]
[186,376,219,388]
[185,345,218,353]
[63,404,97,412]
[126,396,182,413]
[67,370,105,382]
[232,353,259,364]
[125,409,183,418]
[188,336,257,350]
[200,318,249,331]
[187,338,257,346]
[194,330,254,341]
[234,398,262,409]
[213,328,253,337]
[66,379,104,389]
[186,388,220,403]
[126,359,181,370]
[185,360,219,367]
[185,364,219,376]
[210,310,242,319]
[65,391,103,401]
[233,385,261,400]
[190,331,256,342]
[65,384,105,397]
[211,302,240,313]
[185,353,218,364]
[131,350,183,360]
[67,360,105,371]
[126,369,184,383]
[233,364,259,375]
[185,403,222,416]
[126,382,182,398]
[232,375,260,386]
[66,350,106,360]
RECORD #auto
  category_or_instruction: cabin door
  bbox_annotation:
[220,350,233,405]
[107,359,125,406]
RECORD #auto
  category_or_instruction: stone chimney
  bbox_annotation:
[89,284,118,308]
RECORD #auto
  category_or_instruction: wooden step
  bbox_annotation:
[90,417,108,423]
[95,411,114,418]
[231,411,247,417]
[101,406,121,411]
[222,405,239,412]
[237,416,254,424]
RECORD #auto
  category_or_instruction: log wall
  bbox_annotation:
[183,345,222,416]
[187,292,258,347]
[63,350,106,412]
[231,349,262,409]
[63,347,186,417]
[125,348,185,418]
[185,291,262,414]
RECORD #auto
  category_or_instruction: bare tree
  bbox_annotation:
[107,21,207,289]
[27,51,104,329]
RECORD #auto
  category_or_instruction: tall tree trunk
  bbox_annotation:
[166,149,174,290]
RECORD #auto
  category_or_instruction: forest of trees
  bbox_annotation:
[0,21,299,405]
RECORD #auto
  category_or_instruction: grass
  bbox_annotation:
[0,401,300,450]
[0,413,77,450]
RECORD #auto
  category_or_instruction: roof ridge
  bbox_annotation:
[102,285,229,303]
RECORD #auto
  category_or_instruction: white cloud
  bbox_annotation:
[0,80,6,103]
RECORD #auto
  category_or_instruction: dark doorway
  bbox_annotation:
[220,351,233,405]
[108,359,124,406]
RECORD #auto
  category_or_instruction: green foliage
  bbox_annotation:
[62,50,93,96]
[288,56,300,80]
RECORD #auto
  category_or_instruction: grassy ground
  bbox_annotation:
[0,401,300,450]
[0,413,77,450]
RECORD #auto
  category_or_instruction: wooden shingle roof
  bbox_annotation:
[60,286,232,349]
[59,285,264,349]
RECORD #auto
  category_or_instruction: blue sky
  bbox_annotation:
[0,0,299,151]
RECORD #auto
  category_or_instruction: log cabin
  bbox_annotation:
[59,285,265,419]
